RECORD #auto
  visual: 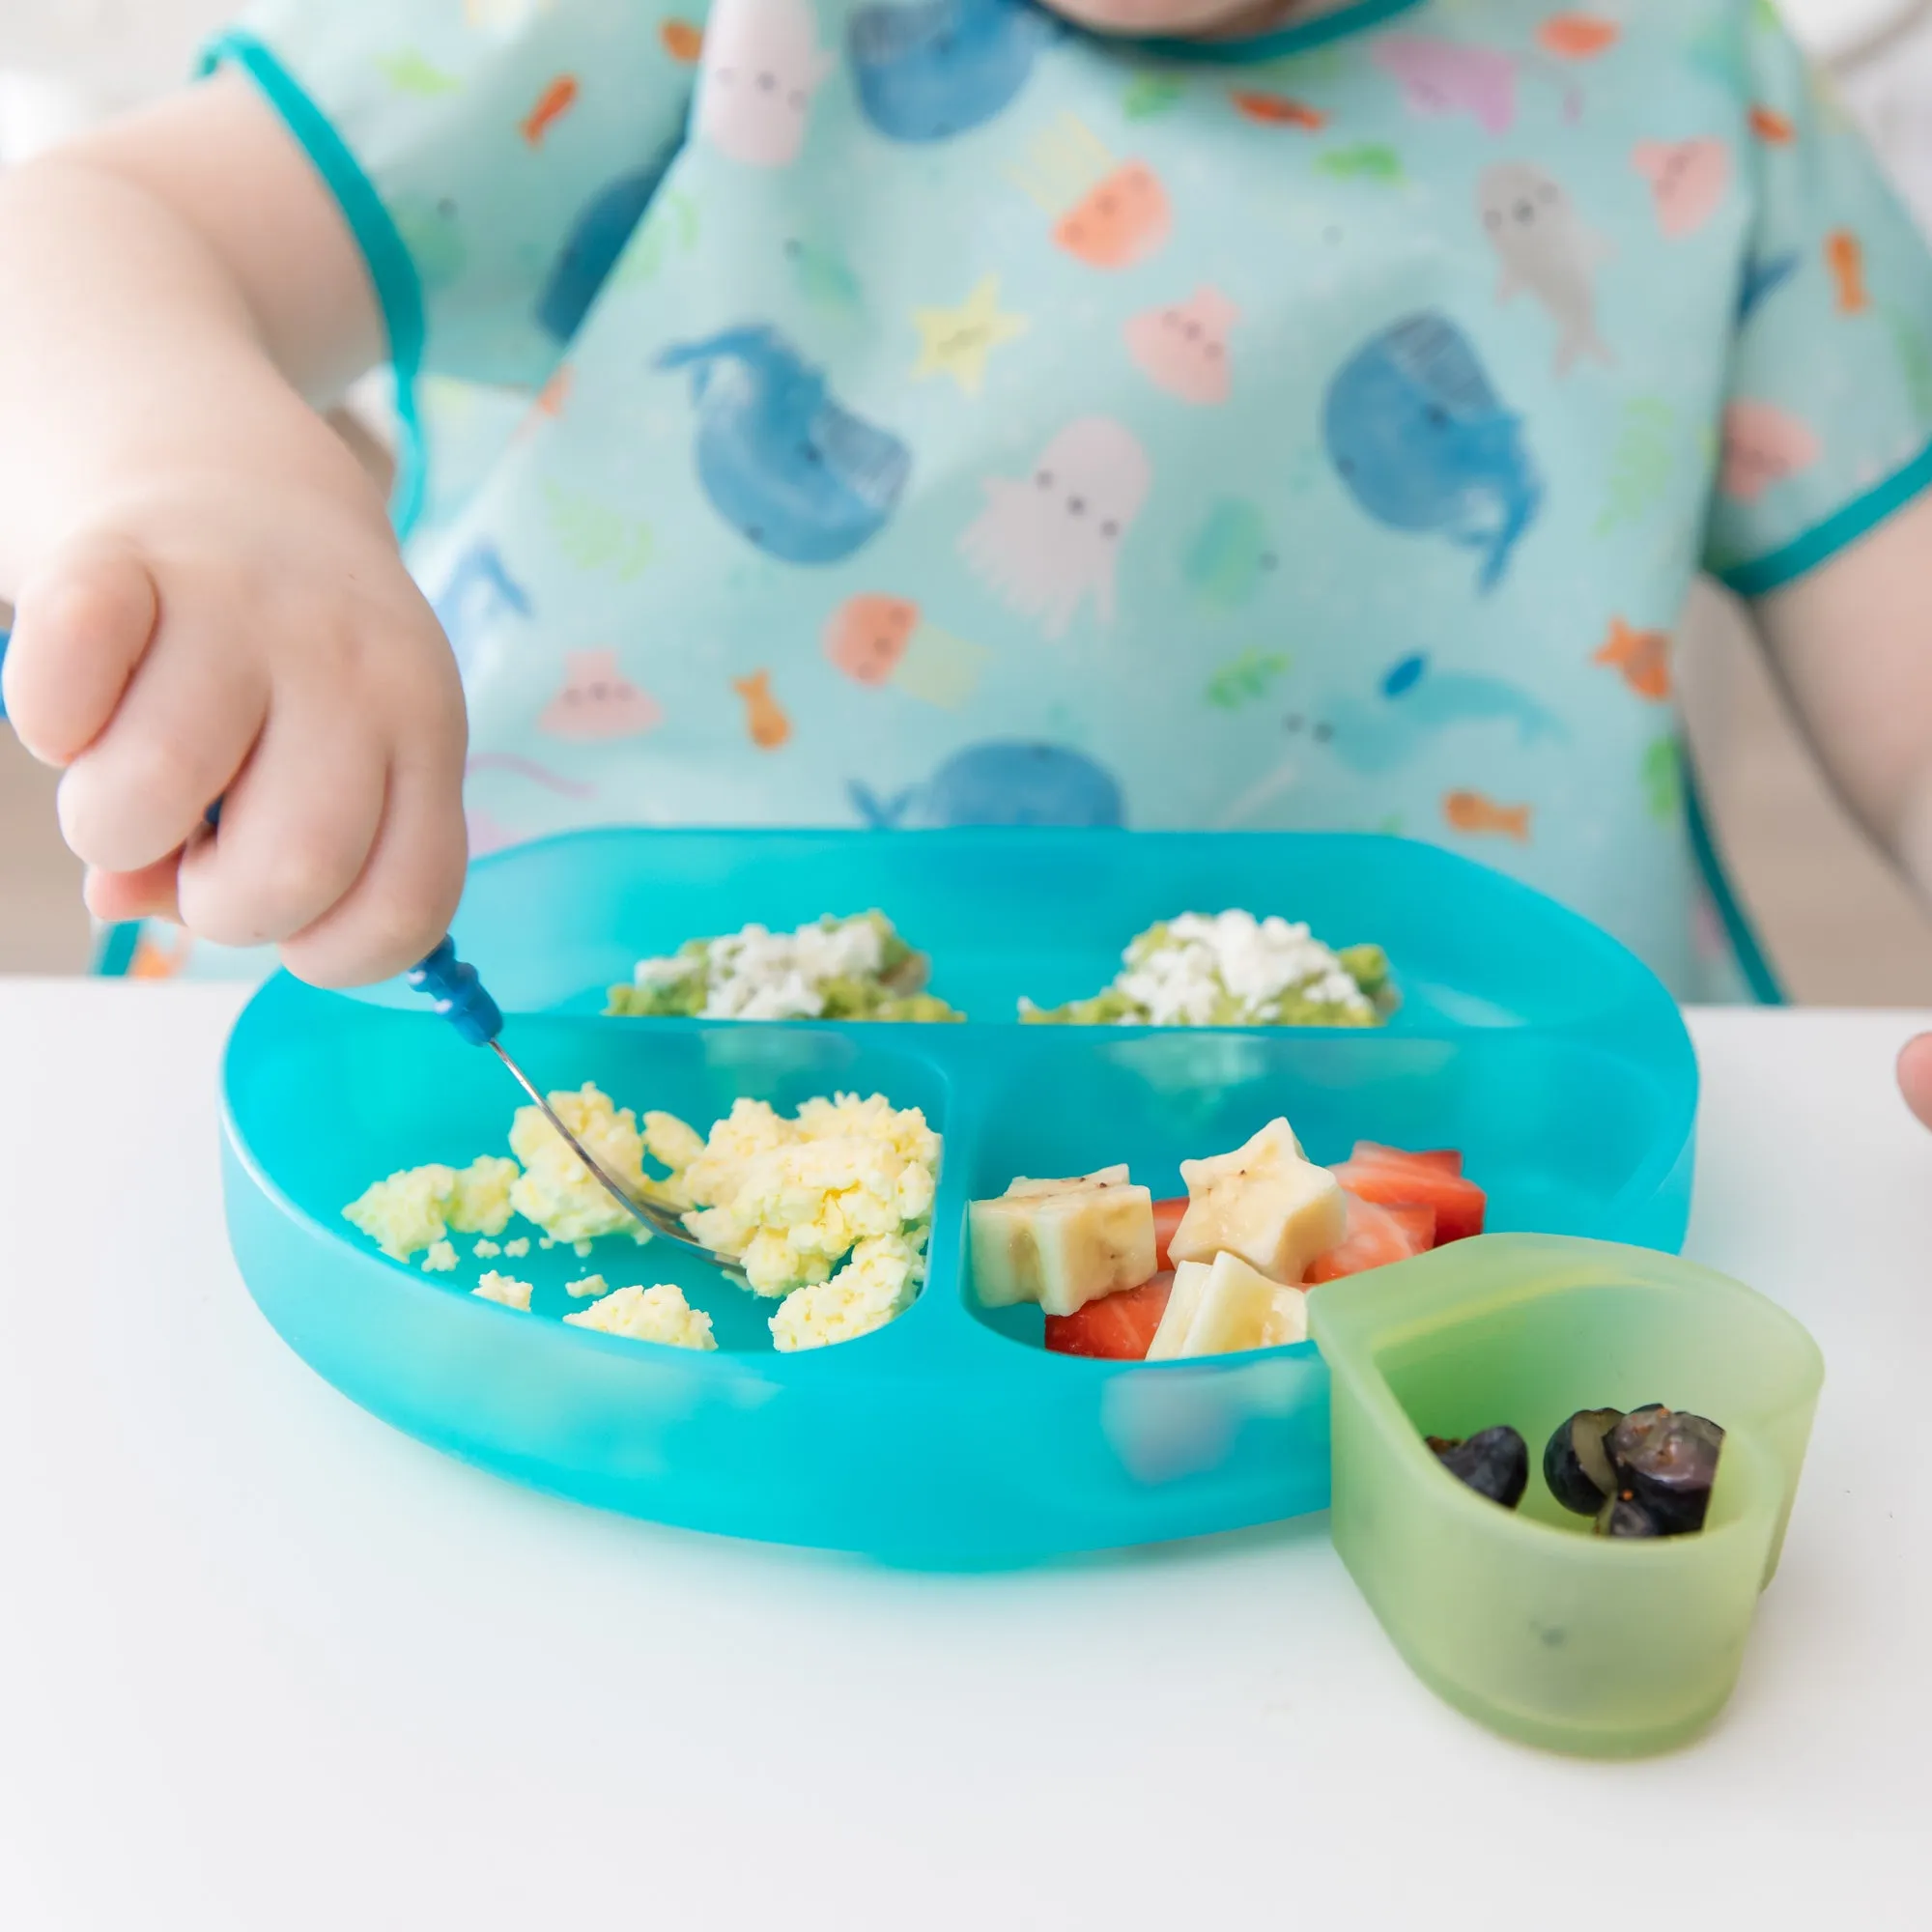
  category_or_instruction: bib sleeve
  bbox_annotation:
[204,1,704,398]
[1703,12,1932,598]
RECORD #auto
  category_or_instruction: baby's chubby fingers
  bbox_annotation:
[175,685,387,949]
[2,537,158,765]
[277,737,469,988]
[56,610,270,873]
[84,855,184,926]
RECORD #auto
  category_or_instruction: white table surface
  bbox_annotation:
[1,984,1928,1931]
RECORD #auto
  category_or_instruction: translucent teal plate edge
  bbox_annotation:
[218,829,1699,1569]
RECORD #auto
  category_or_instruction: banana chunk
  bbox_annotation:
[1148,1252,1309,1360]
[970,1169,1156,1318]
[1169,1119,1346,1284]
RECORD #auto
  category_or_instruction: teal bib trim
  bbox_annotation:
[197,30,428,539]
[1145,0,1426,66]
[1719,435,1932,601]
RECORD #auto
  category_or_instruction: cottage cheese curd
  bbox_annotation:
[1023,912,1393,1028]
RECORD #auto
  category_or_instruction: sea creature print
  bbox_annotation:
[1720,400,1822,503]
[661,18,705,62]
[959,417,1152,638]
[823,594,990,708]
[911,275,1029,396]
[379,50,462,98]
[1479,162,1612,375]
[1182,499,1276,611]
[1205,648,1292,711]
[128,926,195,980]
[734,669,793,749]
[1443,790,1532,841]
[430,541,532,674]
[847,0,1052,143]
[1374,35,1517,135]
[1538,14,1619,60]
[1124,287,1239,405]
[1322,313,1544,594]
[537,152,677,340]
[696,0,835,168]
[1008,114,1170,270]
[521,74,579,146]
[1748,104,1797,147]
[1230,92,1327,130]
[1593,618,1672,701]
[1633,140,1731,240]
[538,649,665,740]
[658,326,911,563]
[849,741,1125,828]
[1738,249,1801,325]
[1827,230,1871,315]
[1291,655,1566,775]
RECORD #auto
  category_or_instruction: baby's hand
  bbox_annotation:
[2,473,468,986]
[1900,1037,1932,1131]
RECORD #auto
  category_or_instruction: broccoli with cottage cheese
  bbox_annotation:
[1021,911,1396,1028]
[607,911,963,1022]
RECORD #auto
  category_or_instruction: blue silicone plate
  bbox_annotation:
[220,830,1697,1567]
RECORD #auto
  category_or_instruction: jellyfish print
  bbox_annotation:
[823,593,991,708]
[696,0,836,169]
[959,417,1151,639]
[537,649,665,741]
[1006,113,1171,270]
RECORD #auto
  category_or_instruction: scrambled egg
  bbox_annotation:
[503,1236,530,1259]
[563,1283,716,1350]
[508,1085,652,1246]
[473,1238,501,1259]
[565,1273,611,1299]
[343,1154,520,1262]
[770,1234,921,1352]
[473,1271,533,1311]
[649,1093,940,1299]
[421,1239,458,1273]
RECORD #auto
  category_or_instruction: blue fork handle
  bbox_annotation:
[406,936,504,1046]
[204,801,497,1044]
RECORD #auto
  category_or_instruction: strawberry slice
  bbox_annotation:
[1334,1144,1486,1245]
[1304,1193,1432,1285]
[1045,1273,1174,1361]
[1151,1197,1187,1272]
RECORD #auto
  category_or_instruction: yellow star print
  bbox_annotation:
[911,276,1029,397]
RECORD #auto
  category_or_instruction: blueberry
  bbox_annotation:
[1430,1426,1529,1510]
[1607,1405,1725,1536]
[1543,1406,1626,1516]
[1594,1493,1665,1539]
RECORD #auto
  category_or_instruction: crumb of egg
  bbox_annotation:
[421,1239,458,1273]
[473,1238,500,1259]
[473,1271,533,1312]
[566,1272,611,1299]
[564,1283,716,1350]
[508,1084,651,1245]
[770,1234,922,1351]
[503,1236,530,1259]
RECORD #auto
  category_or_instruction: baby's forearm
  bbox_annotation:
[1754,493,1932,911]
[0,156,380,598]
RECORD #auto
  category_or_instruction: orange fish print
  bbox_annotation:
[660,18,704,63]
[521,74,579,147]
[1593,617,1673,702]
[128,927,194,980]
[536,363,573,417]
[1443,791,1532,842]
[733,670,792,751]
[1748,104,1796,146]
[1826,229,1870,314]
[1231,92,1328,131]
[1538,14,1619,60]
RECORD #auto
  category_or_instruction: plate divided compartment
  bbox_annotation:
[221,830,1698,1566]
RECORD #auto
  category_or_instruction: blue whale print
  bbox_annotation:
[1299,655,1565,776]
[658,326,911,565]
[847,0,1052,144]
[1323,313,1544,594]
[850,742,1125,828]
[536,148,676,343]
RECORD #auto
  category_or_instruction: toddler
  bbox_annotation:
[5,0,1932,1107]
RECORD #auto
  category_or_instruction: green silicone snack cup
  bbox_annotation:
[1308,1236,1825,1759]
